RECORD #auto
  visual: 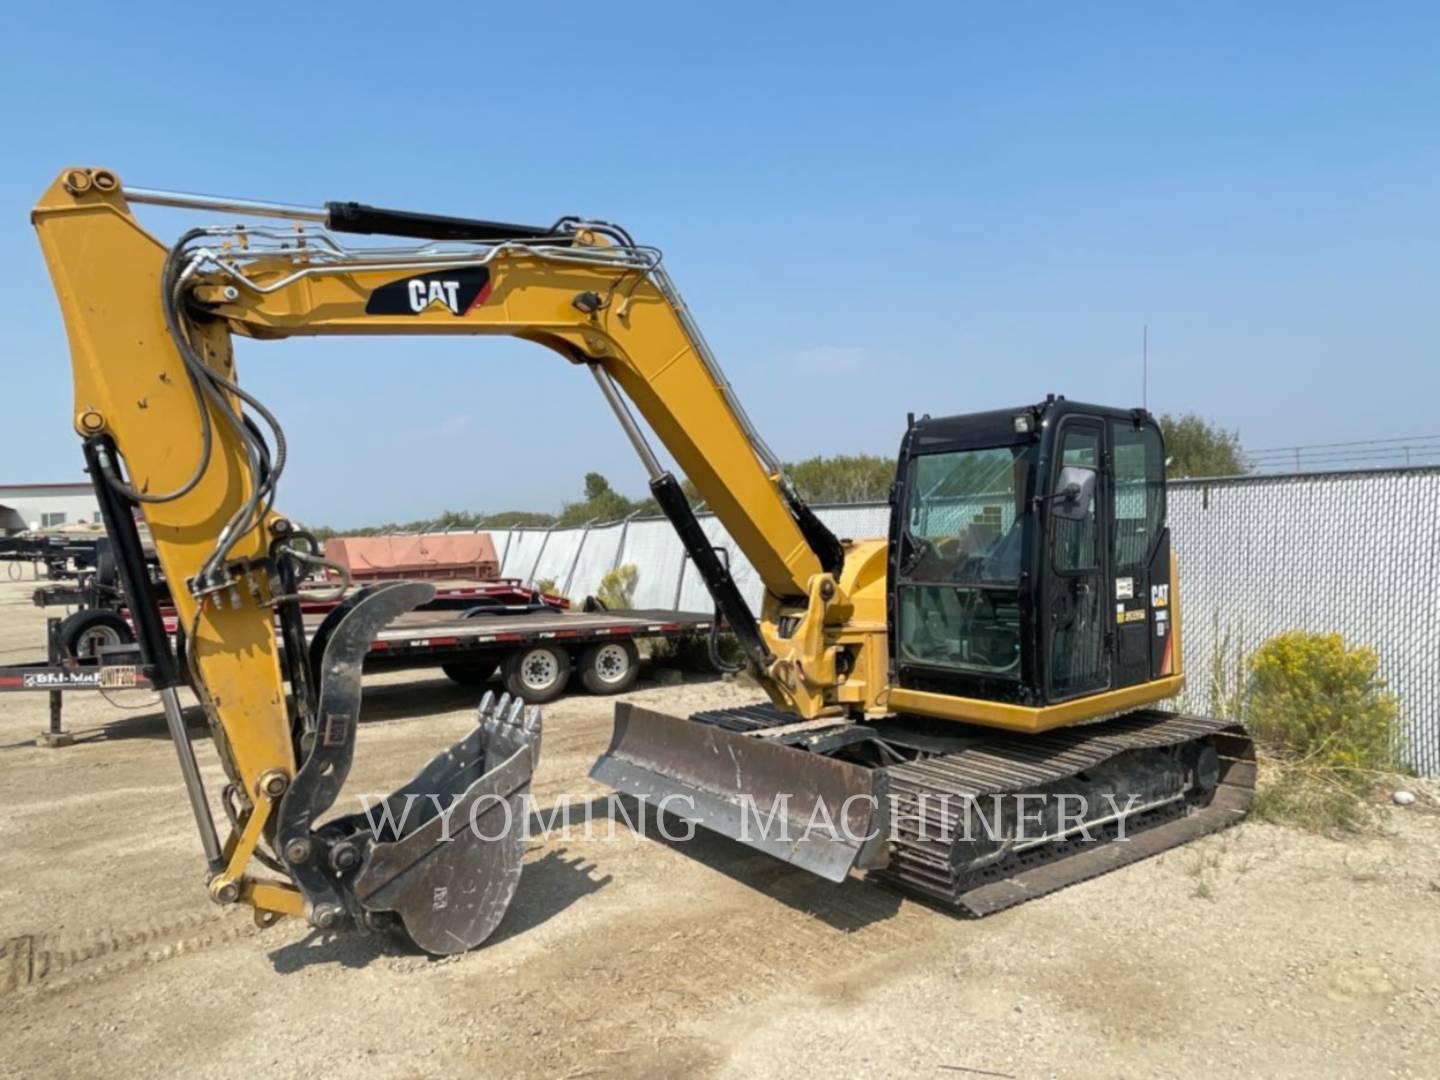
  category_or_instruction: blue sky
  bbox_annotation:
[3,2,1436,526]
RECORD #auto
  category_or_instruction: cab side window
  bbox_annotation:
[1111,422,1164,570]
[1052,429,1099,573]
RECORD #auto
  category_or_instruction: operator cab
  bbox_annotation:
[887,396,1171,710]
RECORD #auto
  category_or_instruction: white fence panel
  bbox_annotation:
[565,522,628,599]
[619,519,690,610]
[530,530,584,589]
[816,503,890,542]
[498,529,550,582]
[1168,468,1440,773]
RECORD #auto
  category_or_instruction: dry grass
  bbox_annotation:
[1249,753,1394,835]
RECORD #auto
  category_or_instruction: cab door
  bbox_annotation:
[1043,417,1111,699]
[1109,418,1167,688]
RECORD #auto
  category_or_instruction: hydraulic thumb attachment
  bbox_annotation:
[258,582,541,954]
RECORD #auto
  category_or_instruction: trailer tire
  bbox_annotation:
[95,544,118,590]
[59,609,134,660]
[441,657,500,687]
[579,640,640,695]
[502,645,571,704]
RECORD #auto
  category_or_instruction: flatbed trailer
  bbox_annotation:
[1,606,717,745]
[367,607,709,664]
[36,576,571,666]
[333,605,714,702]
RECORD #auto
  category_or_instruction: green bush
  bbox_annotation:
[1245,631,1401,782]
[595,564,639,610]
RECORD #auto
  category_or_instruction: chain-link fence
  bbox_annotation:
[1164,467,1440,774]
[467,465,1440,774]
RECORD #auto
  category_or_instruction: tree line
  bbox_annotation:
[309,415,1244,537]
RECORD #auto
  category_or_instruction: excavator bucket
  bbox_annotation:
[345,691,541,955]
[590,703,888,883]
[280,582,541,956]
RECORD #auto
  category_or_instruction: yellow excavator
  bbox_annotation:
[32,167,1254,953]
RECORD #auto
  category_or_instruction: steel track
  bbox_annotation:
[690,704,1256,915]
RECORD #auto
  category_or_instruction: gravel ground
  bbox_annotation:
[1,574,1438,1079]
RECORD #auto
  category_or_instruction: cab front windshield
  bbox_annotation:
[901,445,1032,584]
[897,444,1032,677]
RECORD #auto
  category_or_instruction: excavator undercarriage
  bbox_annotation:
[595,703,1254,911]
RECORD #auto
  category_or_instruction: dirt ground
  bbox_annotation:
[1,574,1438,1079]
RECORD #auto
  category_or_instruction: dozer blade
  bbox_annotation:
[342,691,542,955]
[590,703,888,883]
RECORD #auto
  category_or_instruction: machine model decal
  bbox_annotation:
[365,267,493,316]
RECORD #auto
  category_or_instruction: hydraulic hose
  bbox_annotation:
[708,613,744,675]
[97,230,215,504]
[706,546,745,675]
[153,235,290,586]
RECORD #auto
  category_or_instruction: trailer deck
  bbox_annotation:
[365,608,712,663]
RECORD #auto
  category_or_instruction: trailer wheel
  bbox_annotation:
[502,645,571,704]
[579,640,639,695]
[95,544,118,590]
[441,657,500,687]
[58,609,134,660]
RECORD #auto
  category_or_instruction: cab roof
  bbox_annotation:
[906,396,1153,455]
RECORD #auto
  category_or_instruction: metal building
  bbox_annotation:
[0,482,100,533]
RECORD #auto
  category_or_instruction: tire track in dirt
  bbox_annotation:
[1,909,262,997]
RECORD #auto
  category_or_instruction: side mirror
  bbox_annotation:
[1051,465,1097,521]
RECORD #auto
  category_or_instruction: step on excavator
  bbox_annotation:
[32,168,1254,953]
